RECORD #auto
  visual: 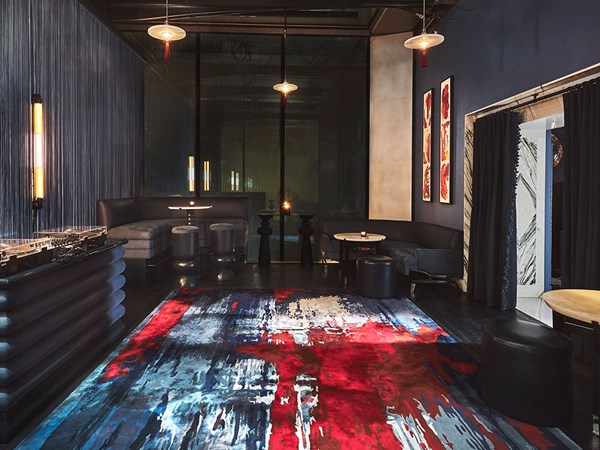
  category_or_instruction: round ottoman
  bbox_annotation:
[210,223,234,281]
[356,255,396,298]
[481,319,573,426]
[171,226,200,288]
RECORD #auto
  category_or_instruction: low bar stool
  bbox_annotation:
[356,255,396,298]
[481,319,573,426]
[210,223,235,281]
[172,225,200,288]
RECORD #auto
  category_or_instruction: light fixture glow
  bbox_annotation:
[404,0,445,67]
[273,81,298,95]
[203,160,210,191]
[32,95,44,205]
[188,155,195,192]
[147,0,186,60]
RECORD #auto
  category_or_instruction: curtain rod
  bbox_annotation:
[508,76,599,113]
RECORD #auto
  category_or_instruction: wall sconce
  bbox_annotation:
[32,94,44,210]
[203,160,211,191]
[230,170,241,191]
[188,155,195,193]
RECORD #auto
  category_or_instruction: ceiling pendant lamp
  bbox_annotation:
[273,12,298,102]
[404,0,444,67]
[148,0,186,60]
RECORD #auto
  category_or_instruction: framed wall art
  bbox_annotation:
[422,89,433,201]
[439,76,453,204]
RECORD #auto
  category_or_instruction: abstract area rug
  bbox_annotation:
[19,289,575,449]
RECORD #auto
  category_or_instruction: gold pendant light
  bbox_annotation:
[148,0,186,60]
[404,0,444,67]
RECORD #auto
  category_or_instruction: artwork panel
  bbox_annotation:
[440,76,453,204]
[422,89,433,201]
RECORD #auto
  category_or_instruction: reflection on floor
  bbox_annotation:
[517,296,554,326]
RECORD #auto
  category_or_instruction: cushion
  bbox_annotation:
[107,220,171,241]
[386,242,426,276]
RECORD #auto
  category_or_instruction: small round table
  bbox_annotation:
[543,289,600,435]
[333,232,386,284]
[168,205,212,225]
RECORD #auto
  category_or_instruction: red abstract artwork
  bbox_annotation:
[422,89,433,201]
[440,76,452,204]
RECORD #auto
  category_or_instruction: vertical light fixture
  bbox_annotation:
[32,94,44,209]
[273,11,298,102]
[188,155,195,193]
[404,0,444,67]
[148,0,186,60]
[203,160,211,191]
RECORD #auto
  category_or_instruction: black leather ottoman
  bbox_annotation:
[356,255,396,298]
[172,225,200,288]
[210,223,235,281]
[481,319,573,426]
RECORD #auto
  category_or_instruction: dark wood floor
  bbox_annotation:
[5,262,598,449]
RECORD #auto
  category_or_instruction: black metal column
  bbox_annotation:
[279,33,286,261]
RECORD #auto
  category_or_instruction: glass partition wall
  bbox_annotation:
[145,32,368,262]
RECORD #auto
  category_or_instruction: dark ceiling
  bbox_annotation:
[80,0,457,60]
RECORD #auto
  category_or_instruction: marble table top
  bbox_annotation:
[168,205,213,210]
[333,232,386,242]
[542,289,600,325]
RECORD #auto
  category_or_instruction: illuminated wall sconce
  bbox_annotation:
[230,170,241,191]
[203,160,210,191]
[282,200,292,215]
[188,155,195,193]
[32,94,44,210]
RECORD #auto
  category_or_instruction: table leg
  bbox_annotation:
[552,311,565,332]
[186,210,195,226]
[343,241,350,285]
[594,321,600,436]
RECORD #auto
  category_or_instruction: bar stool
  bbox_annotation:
[210,223,235,281]
[171,225,200,288]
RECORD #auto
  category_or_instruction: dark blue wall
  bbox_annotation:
[412,0,600,230]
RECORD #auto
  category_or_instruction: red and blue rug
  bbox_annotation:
[19,288,575,449]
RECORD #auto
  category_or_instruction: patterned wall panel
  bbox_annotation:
[0,0,33,238]
[0,0,144,238]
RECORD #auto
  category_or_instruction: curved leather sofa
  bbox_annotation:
[97,196,249,284]
[321,219,463,282]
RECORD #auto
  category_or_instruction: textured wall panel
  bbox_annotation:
[0,0,143,238]
[0,0,33,238]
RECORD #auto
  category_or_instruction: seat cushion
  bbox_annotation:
[107,220,171,241]
[108,220,172,260]
[385,242,426,276]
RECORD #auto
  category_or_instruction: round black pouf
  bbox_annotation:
[357,255,396,298]
[171,226,200,288]
[209,223,234,281]
[481,319,573,426]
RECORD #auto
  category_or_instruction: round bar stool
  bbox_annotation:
[356,255,396,298]
[171,225,200,288]
[481,319,573,426]
[210,223,235,281]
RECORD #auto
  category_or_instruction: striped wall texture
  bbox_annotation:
[0,0,144,238]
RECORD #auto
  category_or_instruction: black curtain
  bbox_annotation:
[562,79,600,289]
[468,111,520,311]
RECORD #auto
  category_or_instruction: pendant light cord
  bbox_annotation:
[421,0,426,33]
[165,0,169,24]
